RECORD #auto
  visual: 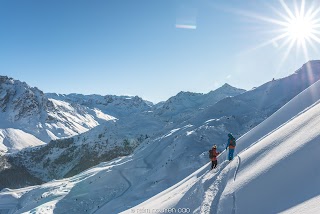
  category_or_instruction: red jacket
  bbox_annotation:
[210,148,220,161]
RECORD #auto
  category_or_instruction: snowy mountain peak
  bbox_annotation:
[221,83,233,88]
[297,60,320,74]
[0,76,114,146]
[209,83,246,96]
[305,59,320,66]
[219,83,241,91]
[176,91,202,97]
[0,75,47,122]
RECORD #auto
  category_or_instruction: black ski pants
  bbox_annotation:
[211,160,217,169]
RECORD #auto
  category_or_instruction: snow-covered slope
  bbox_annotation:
[0,129,45,153]
[236,60,320,116]
[190,60,320,133]
[46,93,152,118]
[45,98,115,139]
[12,118,153,182]
[0,61,320,213]
[123,80,320,214]
[0,76,115,146]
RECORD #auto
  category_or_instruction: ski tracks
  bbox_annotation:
[203,161,231,214]
[233,156,241,181]
[91,169,132,214]
[200,155,241,214]
[232,156,241,214]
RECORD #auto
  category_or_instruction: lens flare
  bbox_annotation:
[175,24,197,30]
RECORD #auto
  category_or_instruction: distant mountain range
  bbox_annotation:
[0,76,116,147]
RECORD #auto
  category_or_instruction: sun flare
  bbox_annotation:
[239,0,320,62]
[286,16,314,42]
[276,0,320,61]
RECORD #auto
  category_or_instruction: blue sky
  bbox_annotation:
[1,0,319,103]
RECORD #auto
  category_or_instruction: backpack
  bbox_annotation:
[230,137,236,147]
[209,149,215,159]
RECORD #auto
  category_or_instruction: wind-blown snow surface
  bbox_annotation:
[1,80,320,213]
[123,81,320,214]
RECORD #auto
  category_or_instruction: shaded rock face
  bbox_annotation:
[0,155,43,190]
[0,76,49,122]
[0,134,142,190]
[0,139,138,190]
[3,131,146,186]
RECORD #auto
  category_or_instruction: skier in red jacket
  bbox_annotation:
[209,145,220,170]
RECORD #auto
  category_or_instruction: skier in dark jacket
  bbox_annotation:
[209,145,220,170]
[226,133,236,161]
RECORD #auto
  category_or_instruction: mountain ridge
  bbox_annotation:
[0,75,115,146]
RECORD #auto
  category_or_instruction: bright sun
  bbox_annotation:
[286,16,314,42]
[240,0,320,61]
[277,0,320,60]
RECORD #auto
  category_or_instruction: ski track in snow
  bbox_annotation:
[207,161,233,214]
[232,192,236,214]
[200,154,241,214]
[91,169,132,214]
[200,165,226,213]
[232,156,241,214]
[92,139,162,214]
[234,156,241,181]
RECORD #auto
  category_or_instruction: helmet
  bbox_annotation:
[213,145,217,149]
[228,133,233,138]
